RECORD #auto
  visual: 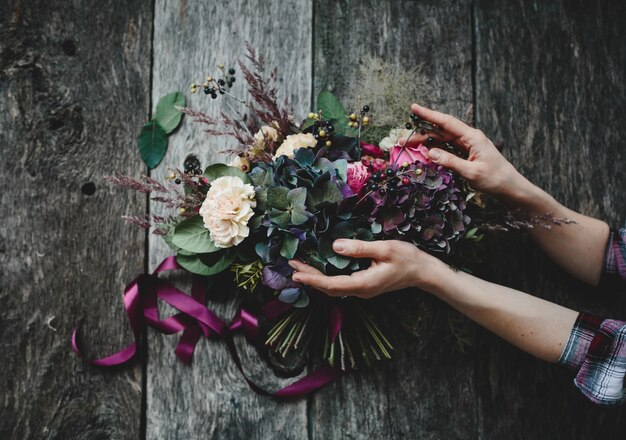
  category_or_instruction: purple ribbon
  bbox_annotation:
[72,256,342,398]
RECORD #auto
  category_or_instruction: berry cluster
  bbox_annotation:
[347,105,371,129]
[307,112,336,147]
[365,163,423,195]
[190,65,236,99]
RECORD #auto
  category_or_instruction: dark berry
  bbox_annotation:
[388,187,397,195]
[219,89,225,94]
[362,105,370,112]
[379,187,386,195]
[410,113,420,121]
[427,137,434,143]
[386,168,395,177]
[368,183,378,191]
[420,129,426,135]
[218,79,225,86]
[175,178,182,185]
[405,123,412,130]
[230,77,236,83]
[211,93,217,99]
[228,68,235,75]
[326,124,334,132]
[203,87,210,94]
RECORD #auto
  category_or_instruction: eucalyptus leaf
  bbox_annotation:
[138,120,168,169]
[203,164,251,184]
[176,254,214,276]
[317,91,348,132]
[154,92,185,134]
[198,250,236,275]
[328,254,351,269]
[172,216,220,254]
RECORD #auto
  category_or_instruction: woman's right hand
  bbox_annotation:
[401,103,534,204]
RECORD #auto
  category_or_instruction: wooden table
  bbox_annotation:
[2,0,625,438]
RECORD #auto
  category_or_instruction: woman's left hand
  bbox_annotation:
[289,239,442,299]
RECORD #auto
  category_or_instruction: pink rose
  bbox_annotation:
[360,142,385,158]
[361,156,388,172]
[346,162,371,194]
[389,143,431,165]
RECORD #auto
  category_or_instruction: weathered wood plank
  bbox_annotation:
[475,0,626,438]
[148,1,312,438]
[311,1,476,439]
[0,0,151,438]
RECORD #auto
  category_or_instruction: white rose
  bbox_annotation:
[379,128,413,151]
[229,155,251,172]
[273,133,317,159]
[199,176,257,248]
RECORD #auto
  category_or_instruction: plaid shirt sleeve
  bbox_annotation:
[557,227,626,405]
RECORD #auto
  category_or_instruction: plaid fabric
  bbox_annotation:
[603,227,626,284]
[557,228,626,405]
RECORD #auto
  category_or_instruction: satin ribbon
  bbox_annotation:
[72,256,342,398]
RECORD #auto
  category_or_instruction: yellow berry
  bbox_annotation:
[415,168,423,176]
[167,173,176,179]
[314,113,319,119]
[349,113,357,121]
[402,161,409,168]
[318,129,326,137]
[325,140,332,147]
[308,112,315,119]
[179,207,186,214]
[206,76,213,82]
[362,116,370,124]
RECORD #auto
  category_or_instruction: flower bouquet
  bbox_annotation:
[76,46,554,393]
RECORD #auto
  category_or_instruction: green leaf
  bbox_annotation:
[267,186,290,210]
[138,120,168,169]
[328,254,351,269]
[177,251,235,276]
[203,164,251,184]
[198,250,236,275]
[154,92,185,134]
[371,222,382,234]
[317,91,347,130]
[280,234,299,259]
[171,216,220,254]
[294,148,315,167]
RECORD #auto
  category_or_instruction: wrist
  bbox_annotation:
[412,256,454,294]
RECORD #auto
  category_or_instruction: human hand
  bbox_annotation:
[289,239,444,299]
[401,103,534,203]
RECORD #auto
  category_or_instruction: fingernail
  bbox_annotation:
[333,239,346,253]
[428,149,441,161]
[292,274,301,282]
[288,260,298,269]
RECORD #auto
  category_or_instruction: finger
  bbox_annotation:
[333,239,390,260]
[428,148,475,178]
[288,259,322,275]
[411,103,473,144]
[292,271,371,297]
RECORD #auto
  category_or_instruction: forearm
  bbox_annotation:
[423,262,578,362]
[505,176,610,285]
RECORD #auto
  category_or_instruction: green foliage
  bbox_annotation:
[154,92,185,134]
[177,251,235,276]
[316,90,349,134]
[136,91,185,169]
[171,216,219,254]
[203,163,252,184]
[138,120,168,169]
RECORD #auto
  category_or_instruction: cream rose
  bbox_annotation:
[199,176,256,248]
[379,127,413,151]
[254,124,280,147]
[273,133,317,159]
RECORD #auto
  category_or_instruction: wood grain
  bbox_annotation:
[475,0,626,438]
[0,0,151,438]
[311,1,477,439]
[147,0,312,438]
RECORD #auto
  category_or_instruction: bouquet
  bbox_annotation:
[80,45,557,391]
